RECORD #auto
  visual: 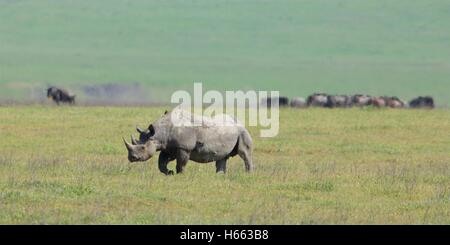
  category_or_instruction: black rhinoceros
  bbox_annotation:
[124,108,254,175]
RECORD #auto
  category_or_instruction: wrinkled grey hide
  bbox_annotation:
[125,108,254,175]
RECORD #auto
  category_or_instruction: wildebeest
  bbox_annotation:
[325,95,352,108]
[371,97,386,108]
[124,108,254,175]
[352,94,372,107]
[47,87,75,105]
[307,93,329,107]
[261,97,289,107]
[290,97,306,108]
[383,96,405,108]
[409,96,434,109]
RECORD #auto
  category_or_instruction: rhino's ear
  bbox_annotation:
[148,124,155,136]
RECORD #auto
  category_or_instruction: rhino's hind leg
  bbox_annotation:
[216,159,227,174]
[238,130,254,172]
[238,150,253,172]
[176,149,190,174]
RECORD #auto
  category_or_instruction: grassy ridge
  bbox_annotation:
[0,106,449,224]
[1,0,450,104]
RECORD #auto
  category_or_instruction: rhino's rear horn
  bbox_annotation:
[131,135,138,145]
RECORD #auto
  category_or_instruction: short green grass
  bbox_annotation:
[0,106,449,224]
[1,0,450,105]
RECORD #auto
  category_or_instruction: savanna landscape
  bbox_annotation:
[0,0,449,225]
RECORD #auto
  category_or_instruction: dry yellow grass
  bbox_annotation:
[0,106,449,224]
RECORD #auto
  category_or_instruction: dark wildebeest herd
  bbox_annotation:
[262,94,435,109]
[46,86,436,109]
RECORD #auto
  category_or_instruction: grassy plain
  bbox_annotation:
[0,106,449,224]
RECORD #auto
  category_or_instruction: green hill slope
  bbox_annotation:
[1,0,449,105]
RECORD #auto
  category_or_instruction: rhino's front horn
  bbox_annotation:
[136,126,144,134]
[131,135,138,145]
[123,137,133,151]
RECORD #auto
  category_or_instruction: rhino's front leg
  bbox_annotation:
[158,151,174,175]
[215,159,227,174]
[176,149,190,174]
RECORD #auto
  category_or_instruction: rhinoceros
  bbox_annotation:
[123,108,254,175]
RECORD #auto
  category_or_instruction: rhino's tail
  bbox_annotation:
[239,128,253,152]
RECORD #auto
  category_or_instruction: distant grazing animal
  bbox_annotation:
[344,95,354,107]
[261,97,289,107]
[325,95,352,108]
[352,94,372,107]
[307,93,329,107]
[47,87,75,105]
[371,97,386,108]
[409,96,434,109]
[124,108,254,175]
[383,96,405,108]
[290,97,306,108]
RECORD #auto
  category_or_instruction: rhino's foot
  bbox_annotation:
[167,170,174,175]
[216,170,226,175]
